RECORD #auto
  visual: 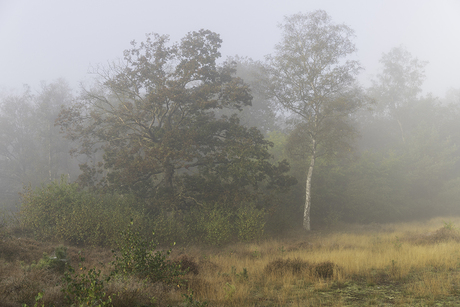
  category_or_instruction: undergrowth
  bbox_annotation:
[5,217,460,306]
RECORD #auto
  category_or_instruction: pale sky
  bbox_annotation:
[0,0,459,97]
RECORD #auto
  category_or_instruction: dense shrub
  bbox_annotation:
[236,204,266,242]
[20,178,144,246]
[150,209,188,245]
[20,178,268,247]
[199,206,234,246]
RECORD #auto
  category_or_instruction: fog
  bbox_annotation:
[1,0,459,96]
[1,0,460,229]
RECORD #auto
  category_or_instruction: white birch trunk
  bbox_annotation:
[303,138,316,231]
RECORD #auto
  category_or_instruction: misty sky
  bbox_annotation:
[0,0,459,97]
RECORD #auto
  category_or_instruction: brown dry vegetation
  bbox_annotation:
[3,217,460,306]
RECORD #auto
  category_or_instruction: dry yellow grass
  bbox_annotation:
[180,217,460,305]
[3,216,460,306]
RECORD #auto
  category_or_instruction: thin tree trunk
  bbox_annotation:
[48,121,52,181]
[303,138,316,231]
[396,118,405,144]
[164,160,174,189]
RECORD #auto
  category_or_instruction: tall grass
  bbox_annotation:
[3,217,460,306]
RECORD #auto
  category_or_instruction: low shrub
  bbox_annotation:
[20,177,144,246]
[264,258,310,276]
[199,206,234,246]
[404,227,460,245]
[236,203,266,242]
[61,252,113,307]
[264,258,336,278]
[150,210,188,245]
[175,255,199,275]
[189,202,266,246]
[314,261,335,278]
[111,219,185,285]
[22,245,68,274]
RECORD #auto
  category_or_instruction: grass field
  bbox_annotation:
[3,217,460,306]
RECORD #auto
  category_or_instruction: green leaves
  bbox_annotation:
[111,219,184,284]
[58,30,294,211]
[62,252,113,307]
[20,177,144,246]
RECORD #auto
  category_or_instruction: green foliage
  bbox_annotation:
[149,203,267,246]
[236,204,266,242]
[22,245,68,274]
[21,292,45,307]
[57,30,295,216]
[224,282,236,301]
[62,252,113,307]
[149,210,188,245]
[198,206,233,246]
[111,219,185,285]
[182,290,209,307]
[20,177,143,246]
[443,221,455,230]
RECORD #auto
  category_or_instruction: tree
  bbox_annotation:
[0,81,79,211]
[0,87,38,208]
[263,11,366,230]
[35,79,77,181]
[58,30,295,210]
[367,46,428,144]
[215,56,280,135]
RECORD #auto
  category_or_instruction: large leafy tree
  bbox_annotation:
[263,11,366,230]
[58,30,295,209]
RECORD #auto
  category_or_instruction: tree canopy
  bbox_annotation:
[58,30,295,210]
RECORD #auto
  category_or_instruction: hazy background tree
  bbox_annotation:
[0,87,37,209]
[341,47,460,222]
[0,80,78,211]
[262,10,366,230]
[35,79,78,182]
[215,56,280,135]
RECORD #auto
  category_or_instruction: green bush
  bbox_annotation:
[62,252,113,307]
[236,204,266,242]
[196,205,234,246]
[150,210,188,245]
[20,177,144,246]
[111,219,185,285]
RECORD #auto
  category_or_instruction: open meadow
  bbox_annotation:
[3,217,460,306]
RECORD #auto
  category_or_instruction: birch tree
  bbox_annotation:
[264,11,365,230]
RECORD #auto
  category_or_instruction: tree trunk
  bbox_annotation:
[396,118,405,144]
[48,121,52,181]
[303,139,316,231]
[164,160,174,189]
